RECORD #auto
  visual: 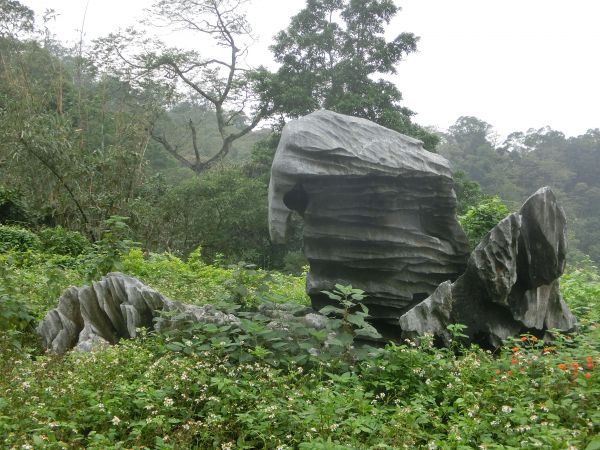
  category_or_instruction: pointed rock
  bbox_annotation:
[400,187,576,347]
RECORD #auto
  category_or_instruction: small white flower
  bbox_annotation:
[111,416,121,426]
[163,397,174,407]
[329,423,339,431]
[501,405,512,413]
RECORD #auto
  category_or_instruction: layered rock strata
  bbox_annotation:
[400,187,577,346]
[268,110,470,331]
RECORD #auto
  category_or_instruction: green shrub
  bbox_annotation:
[0,186,30,224]
[0,225,40,252]
[38,226,91,256]
[459,196,510,249]
[80,216,139,280]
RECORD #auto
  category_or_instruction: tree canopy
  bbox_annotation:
[260,0,439,150]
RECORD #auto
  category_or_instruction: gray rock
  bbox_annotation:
[519,187,567,287]
[400,187,576,347]
[37,273,332,353]
[398,281,454,344]
[268,110,470,322]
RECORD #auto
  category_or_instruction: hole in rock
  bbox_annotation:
[283,183,309,215]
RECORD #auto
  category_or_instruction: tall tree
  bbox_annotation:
[260,0,438,149]
[0,0,33,38]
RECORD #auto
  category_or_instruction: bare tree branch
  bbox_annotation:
[107,0,272,175]
[150,129,196,171]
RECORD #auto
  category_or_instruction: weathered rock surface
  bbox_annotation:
[268,110,470,329]
[400,187,576,346]
[37,273,328,354]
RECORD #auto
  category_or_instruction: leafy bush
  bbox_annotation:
[81,216,139,280]
[0,225,40,252]
[1,325,598,449]
[162,284,382,370]
[38,226,91,256]
[459,196,510,249]
[0,269,35,349]
[0,186,31,224]
[561,262,600,334]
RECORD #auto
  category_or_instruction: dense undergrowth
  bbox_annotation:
[1,225,599,449]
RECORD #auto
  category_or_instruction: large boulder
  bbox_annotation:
[268,110,470,332]
[400,187,576,346]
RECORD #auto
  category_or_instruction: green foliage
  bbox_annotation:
[0,227,599,448]
[120,248,309,308]
[320,284,382,341]
[459,196,510,249]
[0,186,31,224]
[0,11,161,239]
[133,166,297,268]
[441,118,600,266]
[0,224,40,252]
[561,262,600,329]
[95,0,273,174]
[264,0,438,150]
[453,170,484,215]
[81,216,138,280]
[1,317,598,448]
[0,265,35,349]
[283,250,308,275]
[0,0,34,38]
[37,226,90,256]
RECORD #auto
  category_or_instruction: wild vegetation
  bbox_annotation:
[1,0,599,448]
[0,225,599,448]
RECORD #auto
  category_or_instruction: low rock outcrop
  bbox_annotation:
[400,187,576,346]
[268,110,470,333]
[37,273,327,354]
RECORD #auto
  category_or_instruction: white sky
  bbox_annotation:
[22,0,600,139]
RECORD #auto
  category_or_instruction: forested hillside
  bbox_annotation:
[0,0,435,270]
[439,116,600,265]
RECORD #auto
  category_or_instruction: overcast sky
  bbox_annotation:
[21,0,600,140]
